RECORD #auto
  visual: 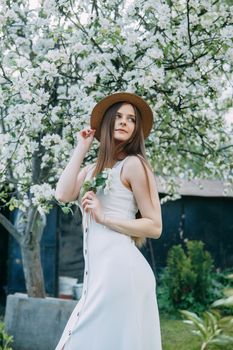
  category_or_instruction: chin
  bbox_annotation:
[114,136,130,142]
[114,132,131,142]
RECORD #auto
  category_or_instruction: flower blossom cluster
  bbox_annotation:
[81,168,116,198]
[0,0,232,215]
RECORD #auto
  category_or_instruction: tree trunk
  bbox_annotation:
[21,242,46,297]
[14,207,47,298]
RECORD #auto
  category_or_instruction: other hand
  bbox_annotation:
[81,191,104,224]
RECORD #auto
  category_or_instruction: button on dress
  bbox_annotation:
[55,157,162,350]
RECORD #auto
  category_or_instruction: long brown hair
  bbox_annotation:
[92,101,153,248]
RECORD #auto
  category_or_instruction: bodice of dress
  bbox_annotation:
[78,157,138,220]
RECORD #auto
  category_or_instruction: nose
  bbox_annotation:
[120,119,126,126]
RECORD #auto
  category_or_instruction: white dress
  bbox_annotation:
[55,157,162,350]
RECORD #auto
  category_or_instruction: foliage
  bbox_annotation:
[211,273,233,316]
[180,273,233,350]
[180,310,233,350]
[186,241,215,302]
[158,240,215,313]
[208,270,231,297]
[0,322,13,350]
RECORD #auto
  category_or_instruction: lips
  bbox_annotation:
[115,129,128,133]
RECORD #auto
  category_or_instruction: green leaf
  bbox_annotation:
[209,335,233,346]
[180,310,203,324]
[61,207,69,214]
[9,204,15,211]
[212,296,233,308]
[180,310,208,339]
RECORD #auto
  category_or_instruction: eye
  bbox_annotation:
[129,117,136,123]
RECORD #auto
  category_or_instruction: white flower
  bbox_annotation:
[102,168,115,195]
[40,61,58,75]
[147,47,163,60]
[33,88,50,106]
[41,134,61,148]
[84,72,97,87]
[20,89,33,102]
[99,18,111,30]
[30,183,55,205]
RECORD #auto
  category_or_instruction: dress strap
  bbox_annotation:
[116,154,145,174]
[114,156,130,172]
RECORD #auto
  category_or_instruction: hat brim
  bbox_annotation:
[90,92,153,141]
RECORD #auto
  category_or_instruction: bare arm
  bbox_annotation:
[103,156,162,239]
[103,216,161,239]
[55,128,95,203]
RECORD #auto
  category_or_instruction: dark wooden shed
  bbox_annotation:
[153,177,233,270]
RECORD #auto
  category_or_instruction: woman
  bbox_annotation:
[55,92,163,350]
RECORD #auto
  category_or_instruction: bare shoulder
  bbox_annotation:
[125,155,142,166]
[124,155,149,174]
[121,155,152,188]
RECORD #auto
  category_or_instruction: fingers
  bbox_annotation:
[84,197,94,204]
[81,192,103,222]
[82,191,95,200]
[80,128,96,138]
[82,198,94,207]
[82,201,94,212]
[82,192,96,211]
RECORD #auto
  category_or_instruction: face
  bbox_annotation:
[113,103,136,142]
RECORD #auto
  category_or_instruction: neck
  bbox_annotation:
[115,152,127,161]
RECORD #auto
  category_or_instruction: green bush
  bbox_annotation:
[158,240,215,313]
[0,322,13,350]
[186,241,214,303]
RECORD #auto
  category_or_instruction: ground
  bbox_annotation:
[161,317,200,350]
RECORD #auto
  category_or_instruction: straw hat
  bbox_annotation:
[90,92,153,141]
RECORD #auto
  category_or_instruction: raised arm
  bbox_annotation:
[55,128,95,203]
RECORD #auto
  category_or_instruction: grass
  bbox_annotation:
[160,311,233,350]
[160,316,201,350]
